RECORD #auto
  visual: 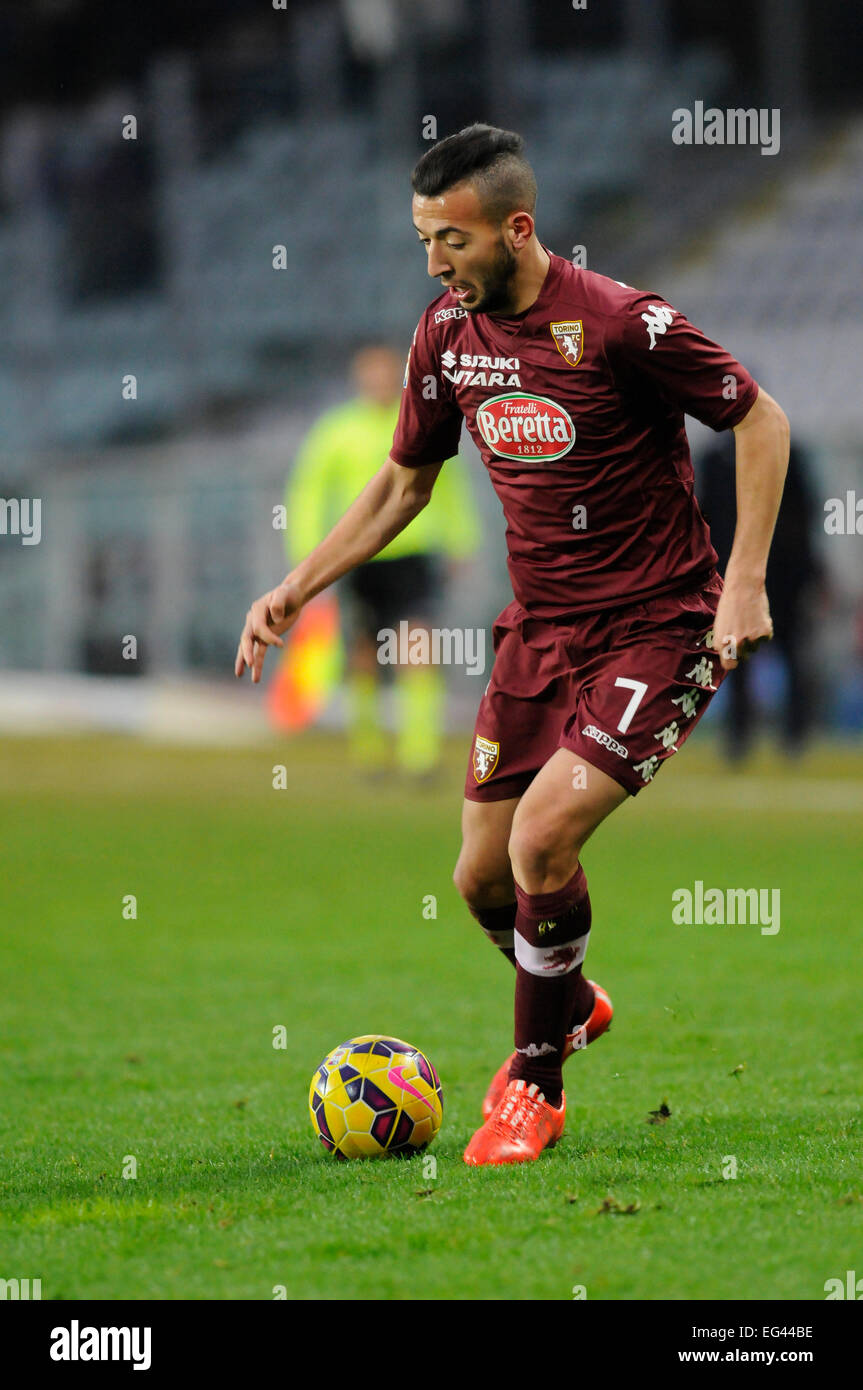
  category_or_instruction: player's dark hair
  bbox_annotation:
[411,123,537,223]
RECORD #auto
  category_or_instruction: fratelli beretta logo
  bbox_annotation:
[475,393,575,464]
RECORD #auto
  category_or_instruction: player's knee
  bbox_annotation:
[452,852,511,910]
[507,822,551,883]
[508,816,579,891]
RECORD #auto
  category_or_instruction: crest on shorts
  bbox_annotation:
[473,735,499,784]
[550,320,584,367]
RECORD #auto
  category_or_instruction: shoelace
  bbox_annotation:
[491,1080,547,1138]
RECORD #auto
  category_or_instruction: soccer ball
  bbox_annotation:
[309,1034,443,1160]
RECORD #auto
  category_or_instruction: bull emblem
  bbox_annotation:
[473,735,500,783]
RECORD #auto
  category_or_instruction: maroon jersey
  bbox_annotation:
[391,251,758,616]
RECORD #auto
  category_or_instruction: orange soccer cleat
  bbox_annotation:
[481,979,613,1121]
[464,1079,566,1166]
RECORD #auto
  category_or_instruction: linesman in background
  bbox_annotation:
[286,343,482,778]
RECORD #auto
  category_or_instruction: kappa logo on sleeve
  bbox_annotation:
[550,320,584,366]
[641,304,676,350]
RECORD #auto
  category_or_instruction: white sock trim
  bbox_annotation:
[483,927,515,949]
[514,929,590,977]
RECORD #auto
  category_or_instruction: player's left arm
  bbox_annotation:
[606,292,790,672]
[713,385,790,670]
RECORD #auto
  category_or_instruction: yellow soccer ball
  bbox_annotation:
[309,1034,443,1160]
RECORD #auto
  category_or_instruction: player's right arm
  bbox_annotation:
[237,305,462,683]
[235,455,443,683]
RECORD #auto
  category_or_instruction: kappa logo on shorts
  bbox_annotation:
[473,735,499,783]
[582,723,628,759]
[550,320,584,367]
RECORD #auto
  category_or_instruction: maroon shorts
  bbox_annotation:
[465,573,726,801]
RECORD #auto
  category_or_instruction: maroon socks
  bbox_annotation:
[509,867,593,1106]
[469,901,517,967]
[470,873,594,1106]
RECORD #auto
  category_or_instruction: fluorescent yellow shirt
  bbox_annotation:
[286,398,481,566]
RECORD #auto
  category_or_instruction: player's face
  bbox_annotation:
[412,186,520,315]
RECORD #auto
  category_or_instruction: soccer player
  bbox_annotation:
[286,342,481,777]
[235,125,789,1166]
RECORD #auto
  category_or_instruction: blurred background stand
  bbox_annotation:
[0,0,859,754]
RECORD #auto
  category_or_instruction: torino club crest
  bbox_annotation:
[473,735,500,783]
[550,320,584,367]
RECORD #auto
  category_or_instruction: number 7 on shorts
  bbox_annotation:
[614,677,648,734]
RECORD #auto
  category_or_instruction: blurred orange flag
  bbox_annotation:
[265,593,343,731]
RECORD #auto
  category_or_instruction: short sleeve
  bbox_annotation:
[390,309,463,466]
[604,289,759,432]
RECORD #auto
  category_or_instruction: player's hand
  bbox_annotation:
[234,577,304,683]
[712,580,773,671]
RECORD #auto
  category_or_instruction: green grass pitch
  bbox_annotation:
[1,732,861,1301]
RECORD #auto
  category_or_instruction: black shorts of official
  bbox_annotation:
[342,554,442,642]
